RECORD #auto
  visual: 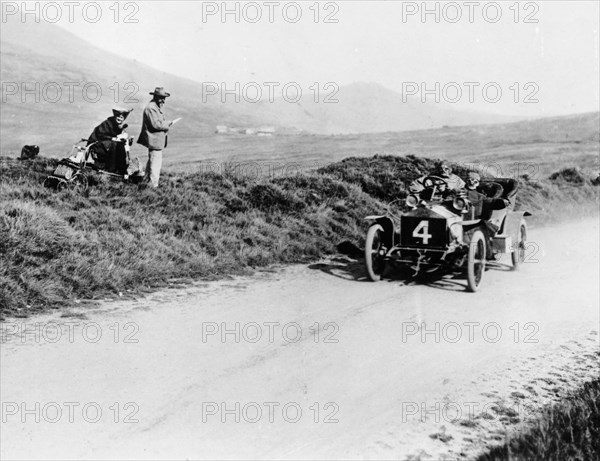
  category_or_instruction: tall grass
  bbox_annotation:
[319,155,600,222]
[478,379,600,461]
[1,157,380,317]
[1,155,598,318]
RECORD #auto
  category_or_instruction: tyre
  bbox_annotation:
[511,220,527,271]
[466,229,486,292]
[43,177,54,189]
[70,172,89,193]
[365,224,387,281]
[56,179,68,192]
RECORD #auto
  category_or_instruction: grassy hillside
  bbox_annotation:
[319,155,600,223]
[0,156,381,318]
[0,18,266,154]
[1,154,598,318]
[1,17,527,156]
[5,111,588,183]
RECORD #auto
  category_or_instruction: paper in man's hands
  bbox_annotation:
[171,117,182,126]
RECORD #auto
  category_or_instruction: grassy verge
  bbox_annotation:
[478,379,600,461]
[1,156,381,318]
[1,155,598,318]
[318,155,600,223]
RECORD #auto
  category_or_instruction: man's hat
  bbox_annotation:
[436,161,452,175]
[467,172,481,181]
[150,87,171,98]
[112,107,132,118]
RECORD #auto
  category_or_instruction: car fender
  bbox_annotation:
[365,215,395,248]
[504,211,531,240]
[460,220,495,255]
[460,219,484,234]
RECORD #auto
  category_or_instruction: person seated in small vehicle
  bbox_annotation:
[409,161,466,195]
[87,108,133,174]
[463,172,510,220]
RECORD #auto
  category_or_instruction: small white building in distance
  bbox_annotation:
[257,126,275,136]
[215,125,275,136]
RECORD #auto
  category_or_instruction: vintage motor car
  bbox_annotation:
[363,176,530,292]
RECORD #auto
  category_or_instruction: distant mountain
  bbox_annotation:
[2,18,520,155]
[240,81,519,134]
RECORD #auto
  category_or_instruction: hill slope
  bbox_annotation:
[0,19,264,154]
[2,18,523,155]
[240,82,518,134]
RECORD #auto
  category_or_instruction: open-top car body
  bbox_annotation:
[364,176,530,292]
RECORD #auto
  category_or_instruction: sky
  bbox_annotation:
[7,1,600,117]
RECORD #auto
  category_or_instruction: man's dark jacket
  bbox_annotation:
[87,117,127,173]
[88,116,126,144]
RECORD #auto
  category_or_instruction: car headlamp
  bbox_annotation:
[406,194,419,208]
[453,196,468,212]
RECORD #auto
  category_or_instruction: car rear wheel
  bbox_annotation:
[43,177,54,189]
[365,224,386,281]
[466,229,486,292]
[69,172,89,193]
[511,221,527,270]
[56,179,68,192]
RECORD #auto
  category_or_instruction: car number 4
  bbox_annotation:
[412,220,432,244]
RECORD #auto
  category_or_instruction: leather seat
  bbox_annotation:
[478,181,504,199]
[483,178,518,200]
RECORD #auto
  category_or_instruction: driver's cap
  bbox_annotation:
[437,161,451,171]
[467,172,481,181]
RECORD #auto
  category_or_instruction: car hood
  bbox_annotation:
[403,204,458,220]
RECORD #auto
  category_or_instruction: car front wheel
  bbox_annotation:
[466,229,486,292]
[365,224,386,281]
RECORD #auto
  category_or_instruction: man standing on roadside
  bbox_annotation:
[137,87,174,188]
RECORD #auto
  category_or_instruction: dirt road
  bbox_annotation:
[1,218,598,460]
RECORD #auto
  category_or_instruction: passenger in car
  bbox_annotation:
[464,172,511,220]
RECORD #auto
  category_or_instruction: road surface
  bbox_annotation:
[1,218,598,460]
